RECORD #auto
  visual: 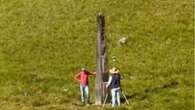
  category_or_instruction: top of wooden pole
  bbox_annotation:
[98,12,103,16]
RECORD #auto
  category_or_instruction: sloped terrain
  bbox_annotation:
[0,0,194,110]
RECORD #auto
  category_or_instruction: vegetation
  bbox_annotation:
[0,0,194,110]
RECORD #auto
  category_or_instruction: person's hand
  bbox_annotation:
[92,72,96,76]
[74,77,80,81]
[74,73,80,81]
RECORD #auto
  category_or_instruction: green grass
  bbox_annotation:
[0,0,194,110]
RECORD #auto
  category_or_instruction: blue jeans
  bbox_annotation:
[80,84,89,103]
[111,88,121,107]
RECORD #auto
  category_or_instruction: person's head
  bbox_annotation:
[81,67,86,71]
[109,67,119,74]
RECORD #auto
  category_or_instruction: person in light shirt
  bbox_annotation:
[106,67,121,107]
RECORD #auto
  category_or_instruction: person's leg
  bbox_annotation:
[84,85,89,103]
[80,85,85,103]
[116,89,121,106]
[111,88,116,107]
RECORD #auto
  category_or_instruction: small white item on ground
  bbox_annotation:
[118,37,128,45]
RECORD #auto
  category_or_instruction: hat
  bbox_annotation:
[109,67,119,74]
[81,67,86,71]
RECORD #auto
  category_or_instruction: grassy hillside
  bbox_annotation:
[0,0,194,110]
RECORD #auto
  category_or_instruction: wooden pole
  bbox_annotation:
[96,13,108,105]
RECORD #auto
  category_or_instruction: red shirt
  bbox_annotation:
[79,71,90,85]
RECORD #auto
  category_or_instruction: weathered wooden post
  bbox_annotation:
[96,13,108,105]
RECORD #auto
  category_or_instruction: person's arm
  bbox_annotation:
[92,71,96,76]
[106,75,112,88]
[88,71,96,76]
[74,73,80,81]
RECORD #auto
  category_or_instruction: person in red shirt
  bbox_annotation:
[74,68,96,104]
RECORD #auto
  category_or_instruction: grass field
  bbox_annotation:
[0,0,194,110]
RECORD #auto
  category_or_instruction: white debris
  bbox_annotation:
[118,37,128,45]
[63,88,68,92]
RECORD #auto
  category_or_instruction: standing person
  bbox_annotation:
[106,67,121,107]
[74,68,96,105]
